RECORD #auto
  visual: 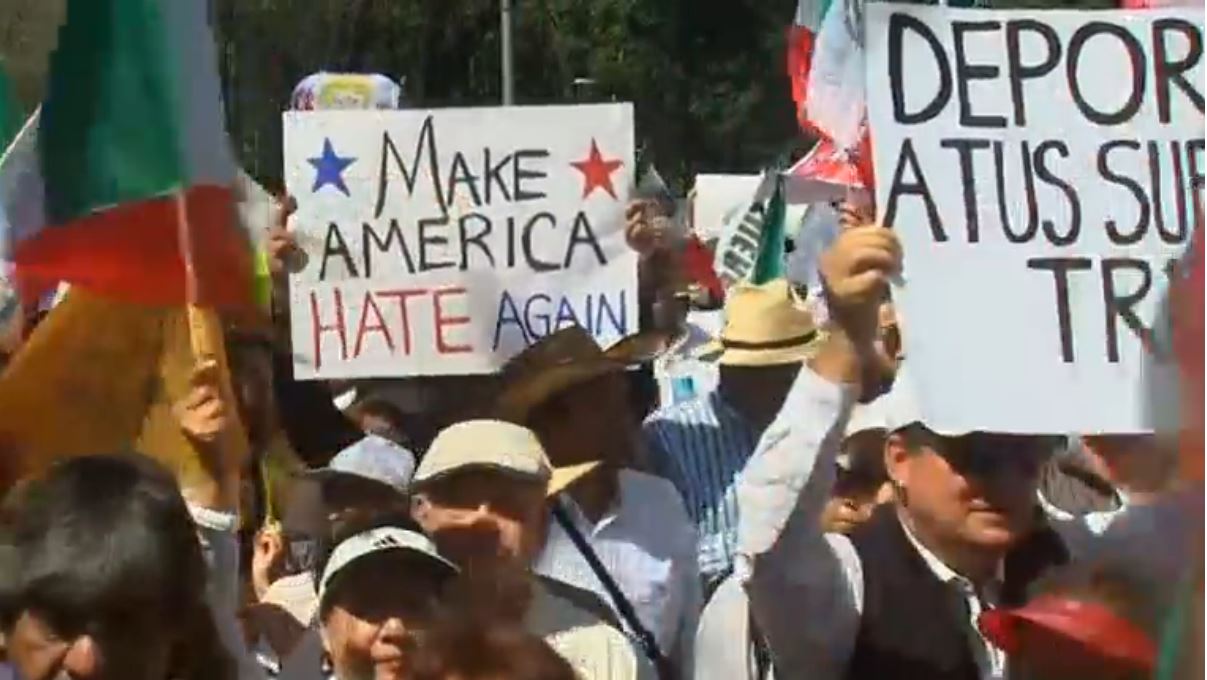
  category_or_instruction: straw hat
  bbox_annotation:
[412,419,599,497]
[705,279,821,366]
[494,326,670,422]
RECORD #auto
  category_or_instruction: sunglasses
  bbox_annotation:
[923,432,1056,478]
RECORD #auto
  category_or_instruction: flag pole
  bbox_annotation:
[175,191,215,358]
[174,191,250,481]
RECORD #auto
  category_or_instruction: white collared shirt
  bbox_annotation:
[535,469,702,673]
[898,517,1006,679]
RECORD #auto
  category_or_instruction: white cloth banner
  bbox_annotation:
[284,105,636,378]
[711,171,778,287]
[867,4,1203,434]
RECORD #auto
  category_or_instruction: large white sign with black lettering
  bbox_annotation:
[867,4,1203,433]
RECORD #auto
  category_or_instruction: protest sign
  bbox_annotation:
[283,104,636,379]
[710,171,791,288]
[866,4,1203,434]
[692,174,764,240]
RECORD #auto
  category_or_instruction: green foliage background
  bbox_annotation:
[0,0,1116,190]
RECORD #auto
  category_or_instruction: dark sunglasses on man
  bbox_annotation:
[906,427,1060,478]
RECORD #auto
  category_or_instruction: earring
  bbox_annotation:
[892,479,908,507]
[321,652,334,675]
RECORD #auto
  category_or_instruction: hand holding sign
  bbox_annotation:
[810,225,901,395]
[625,200,670,258]
[820,225,902,348]
[838,197,876,231]
[267,195,304,278]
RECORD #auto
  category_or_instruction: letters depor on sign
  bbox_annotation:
[866,4,1203,434]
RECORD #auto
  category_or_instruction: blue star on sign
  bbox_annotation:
[308,138,356,196]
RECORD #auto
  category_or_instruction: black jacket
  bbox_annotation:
[843,505,1068,680]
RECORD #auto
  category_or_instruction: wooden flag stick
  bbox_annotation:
[176,192,251,507]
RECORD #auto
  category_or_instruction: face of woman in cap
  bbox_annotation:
[321,553,446,680]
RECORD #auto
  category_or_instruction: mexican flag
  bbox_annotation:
[750,177,787,285]
[0,0,253,309]
[786,0,875,190]
[787,0,989,190]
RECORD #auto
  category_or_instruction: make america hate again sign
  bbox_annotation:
[867,5,1203,434]
[283,105,636,378]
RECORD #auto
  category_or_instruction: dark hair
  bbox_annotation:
[312,510,426,595]
[348,397,407,427]
[0,453,235,680]
[833,467,886,501]
[410,620,577,680]
[348,396,421,450]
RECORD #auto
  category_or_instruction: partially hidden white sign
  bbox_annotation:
[866,4,1203,434]
[283,105,637,378]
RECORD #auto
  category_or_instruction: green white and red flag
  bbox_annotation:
[0,0,253,309]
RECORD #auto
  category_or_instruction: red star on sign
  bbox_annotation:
[570,139,624,199]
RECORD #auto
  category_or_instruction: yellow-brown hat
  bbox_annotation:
[709,279,820,366]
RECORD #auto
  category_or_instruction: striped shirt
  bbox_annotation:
[641,392,759,589]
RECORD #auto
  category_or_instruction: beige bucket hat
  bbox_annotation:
[412,419,599,497]
[704,279,821,366]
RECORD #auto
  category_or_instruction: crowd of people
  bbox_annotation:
[0,11,1203,669]
[0,177,1199,680]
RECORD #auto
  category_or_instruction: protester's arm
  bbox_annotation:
[263,196,362,466]
[736,357,861,680]
[191,506,271,680]
[738,225,901,679]
[174,364,269,679]
[266,195,298,341]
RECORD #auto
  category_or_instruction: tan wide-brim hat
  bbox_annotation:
[707,278,821,366]
[412,419,600,498]
[494,326,671,422]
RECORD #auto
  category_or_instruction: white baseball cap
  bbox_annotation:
[317,527,457,610]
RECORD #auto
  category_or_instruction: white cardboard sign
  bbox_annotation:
[283,105,637,379]
[866,4,1203,434]
[711,170,778,287]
